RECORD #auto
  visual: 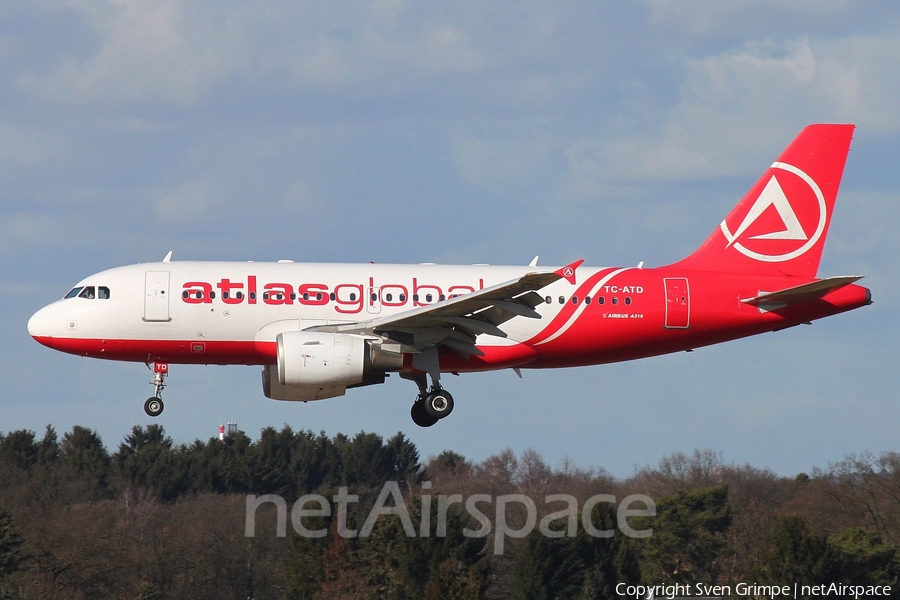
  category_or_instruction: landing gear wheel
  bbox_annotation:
[144,397,164,417]
[423,389,454,420]
[411,400,438,428]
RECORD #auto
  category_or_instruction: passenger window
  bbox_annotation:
[558,296,565,304]
[399,294,406,302]
[78,286,96,299]
[612,297,618,305]
[585,296,591,304]
[571,296,579,305]
[385,293,393,302]
[426,293,433,302]
[625,297,632,305]
[439,294,445,301]
[98,286,110,299]
[413,294,420,302]
[598,297,605,305]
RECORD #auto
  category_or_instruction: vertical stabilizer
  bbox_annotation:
[669,124,855,277]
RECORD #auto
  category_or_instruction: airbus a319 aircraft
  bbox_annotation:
[28,124,871,427]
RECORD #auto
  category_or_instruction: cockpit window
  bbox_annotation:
[64,287,84,299]
[98,286,110,299]
[78,286,96,299]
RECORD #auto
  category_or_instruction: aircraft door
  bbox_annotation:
[144,271,171,322]
[664,277,690,329]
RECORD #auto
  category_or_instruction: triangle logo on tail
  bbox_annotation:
[720,162,827,263]
[726,175,808,247]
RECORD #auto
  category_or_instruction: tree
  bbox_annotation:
[635,484,731,584]
[509,500,640,599]
[0,430,38,471]
[753,516,838,584]
[828,528,900,586]
[114,425,188,500]
[60,426,110,481]
[0,507,22,581]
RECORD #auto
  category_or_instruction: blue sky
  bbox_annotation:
[2,1,898,478]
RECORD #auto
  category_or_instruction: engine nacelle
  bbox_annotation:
[261,365,347,402]
[262,331,402,401]
[278,331,368,387]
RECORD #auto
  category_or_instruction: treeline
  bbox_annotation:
[0,425,898,599]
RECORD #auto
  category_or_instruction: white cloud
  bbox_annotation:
[155,179,210,223]
[282,180,319,214]
[16,1,523,104]
[451,135,557,188]
[0,120,63,178]
[559,33,900,193]
[19,0,250,104]
[643,0,856,36]
[0,213,76,257]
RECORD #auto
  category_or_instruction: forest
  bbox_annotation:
[0,423,898,599]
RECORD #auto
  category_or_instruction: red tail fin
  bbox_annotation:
[670,124,855,277]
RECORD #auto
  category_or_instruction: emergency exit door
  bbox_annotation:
[144,271,171,322]
[664,277,690,329]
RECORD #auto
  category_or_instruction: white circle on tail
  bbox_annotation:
[719,162,827,263]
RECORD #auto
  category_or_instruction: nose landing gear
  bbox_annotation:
[144,362,168,417]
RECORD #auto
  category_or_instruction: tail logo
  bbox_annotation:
[720,162,827,263]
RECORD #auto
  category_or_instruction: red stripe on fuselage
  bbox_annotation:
[524,267,619,346]
[31,336,277,365]
[29,335,540,372]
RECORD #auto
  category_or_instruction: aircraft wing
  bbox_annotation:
[308,260,584,357]
[741,275,864,307]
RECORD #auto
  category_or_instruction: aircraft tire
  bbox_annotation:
[144,397,164,417]
[411,400,438,428]
[423,390,454,420]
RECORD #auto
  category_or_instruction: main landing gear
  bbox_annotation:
[403,347,456,428]
[144,362,168,417]
[403,371,455,428]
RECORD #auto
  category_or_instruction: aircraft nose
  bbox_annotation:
[27,304,56,339]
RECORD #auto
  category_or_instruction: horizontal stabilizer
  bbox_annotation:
[741,276,864,306]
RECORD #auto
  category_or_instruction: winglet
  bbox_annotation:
[163,251,173,263]
[555,259,584,285]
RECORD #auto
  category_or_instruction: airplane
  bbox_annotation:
[27,124,871,427]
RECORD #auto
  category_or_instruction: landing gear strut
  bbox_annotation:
[402,348,455,427]
[144,362,168,417]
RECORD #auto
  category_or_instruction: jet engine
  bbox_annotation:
[261,331,402,401]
